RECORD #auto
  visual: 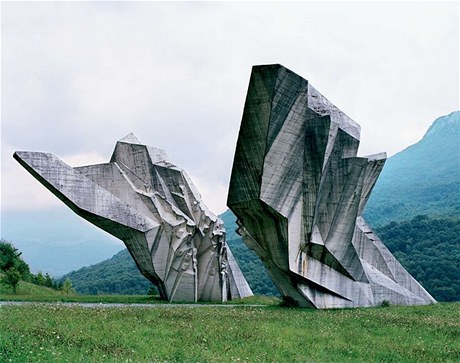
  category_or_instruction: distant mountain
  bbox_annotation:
[364,111,459,227]
[220,210,240,242]
[1,208,124,277]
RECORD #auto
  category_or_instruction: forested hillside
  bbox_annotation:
[221,210,278,295]
[63,249,155,295]
[227,242,277,296]
[376,215,459,302]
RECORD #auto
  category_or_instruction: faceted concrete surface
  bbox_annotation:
[14,134,252,302]
[228,64,435,308]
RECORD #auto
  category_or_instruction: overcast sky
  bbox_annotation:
[1,1,459,220]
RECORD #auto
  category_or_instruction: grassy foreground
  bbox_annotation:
[1,302,459,363]
[0,279,159,304]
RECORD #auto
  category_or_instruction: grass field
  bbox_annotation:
[1,301,459,362]
[0,279,157,304]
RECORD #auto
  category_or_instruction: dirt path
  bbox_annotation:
[0,301,266,308]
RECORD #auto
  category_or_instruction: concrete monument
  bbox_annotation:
[14,134,252,302]
[228,64,435,308]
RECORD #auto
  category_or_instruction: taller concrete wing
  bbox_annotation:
[228,64,435,308]
[14,134,252,302]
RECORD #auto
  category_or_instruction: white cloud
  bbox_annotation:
[187,172,229,216]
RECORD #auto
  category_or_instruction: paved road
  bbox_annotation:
[0,301,266,309]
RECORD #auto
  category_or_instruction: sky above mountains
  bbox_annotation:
[2,1,459,220]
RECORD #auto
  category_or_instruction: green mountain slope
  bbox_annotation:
[364,111,459,227]
[221,210,278,296]
[64,210,277,297]
[62,249,155,295]
[0,273,65,297]
[220,208,277,295]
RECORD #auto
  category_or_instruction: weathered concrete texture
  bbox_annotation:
[14,134,252,302]
[228,64,435,308]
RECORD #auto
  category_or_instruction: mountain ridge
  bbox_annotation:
[364,111,459,227]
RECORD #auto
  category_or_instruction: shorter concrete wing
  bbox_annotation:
[14,133,252,302]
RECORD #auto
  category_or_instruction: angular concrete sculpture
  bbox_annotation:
[228,64,435,308]
[14,134,252,302]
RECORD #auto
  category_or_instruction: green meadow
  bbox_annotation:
[1,300,459,363]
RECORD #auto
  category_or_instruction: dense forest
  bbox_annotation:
[62,249,155,295]
[6,211,458,301]
[227,238,278,296]
[376,215,459,302]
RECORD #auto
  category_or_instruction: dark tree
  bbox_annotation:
[1,268,22,294]
[0,239,30,278]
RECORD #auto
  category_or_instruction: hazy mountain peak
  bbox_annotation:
[424,111,459,139]
[364,111,459,227]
